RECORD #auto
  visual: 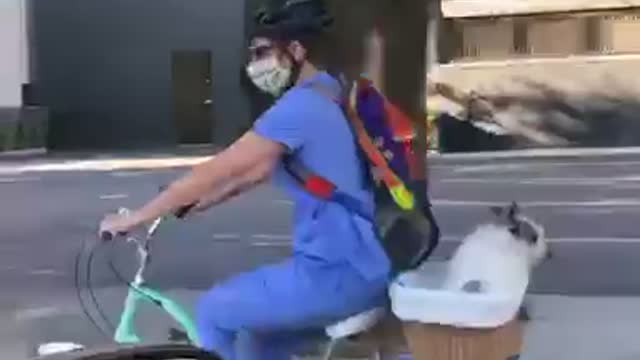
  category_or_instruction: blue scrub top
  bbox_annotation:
[253,71,391,282]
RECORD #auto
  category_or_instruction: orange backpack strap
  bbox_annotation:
[307,79,415,210]
[306,80,401,188]
[343,83,403,189]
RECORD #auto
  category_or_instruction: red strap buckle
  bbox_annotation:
[305,175,336,199]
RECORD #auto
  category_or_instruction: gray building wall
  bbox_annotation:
[0,0,28,108]
[32,0,251,150]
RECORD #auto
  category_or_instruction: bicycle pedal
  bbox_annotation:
[168,327,190,343]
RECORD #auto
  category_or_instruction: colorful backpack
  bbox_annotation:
[283,74,440,273]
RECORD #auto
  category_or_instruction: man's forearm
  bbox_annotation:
[128,157,270,227]
[197,174,263,210]
[128,176,211,226]
[127,159,232,227]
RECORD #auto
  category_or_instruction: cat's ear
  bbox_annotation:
[490,205,504,217]
[507,201,520,217]
[507,202,520,224]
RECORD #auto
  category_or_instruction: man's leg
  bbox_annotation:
[195,259,326,359]
[196,258,387,360]
[196,309,236,359]
[236,328,324,360]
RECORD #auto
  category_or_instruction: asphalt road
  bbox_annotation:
[2,152,640,357]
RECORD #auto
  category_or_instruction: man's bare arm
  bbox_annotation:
[126,131,284,226]
[193,159,273,212]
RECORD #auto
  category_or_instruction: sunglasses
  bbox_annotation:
[248,43,277,61]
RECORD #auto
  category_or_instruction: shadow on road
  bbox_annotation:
[483,78,640,148]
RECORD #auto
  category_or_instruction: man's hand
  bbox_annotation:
[98,212,141,239]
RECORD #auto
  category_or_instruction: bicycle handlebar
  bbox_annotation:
[100,185,197,242]
[100,231,120,242]
[174,203,196,219]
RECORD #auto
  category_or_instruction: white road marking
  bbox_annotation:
[99,193,129,200]
[433,199,640,207]
[249,236,640,246]
[449,161,640,173]
[110,171,153,177]
[0,176,40,183]
[212,233,241,240]
[251,241,290,247]
[553,208,618,215]
[29,269,65,276]
[610,183,640,189]
[15,306,62,321]
[273,200,293,206]
[0,156,210,175]
[440,176,640,186]
[251,234,291,241]
[38,342,85,356]
[441,236,640,244]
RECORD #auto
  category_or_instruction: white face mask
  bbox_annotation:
[245,56,292,97]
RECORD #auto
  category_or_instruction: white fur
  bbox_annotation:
[443,216,548,296]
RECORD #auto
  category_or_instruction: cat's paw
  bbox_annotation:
[461,280,484,293]
[517,304,531,321]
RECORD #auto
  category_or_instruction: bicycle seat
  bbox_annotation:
[325,308,386,340]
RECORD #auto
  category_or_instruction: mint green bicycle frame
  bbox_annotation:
[112,209,200,346]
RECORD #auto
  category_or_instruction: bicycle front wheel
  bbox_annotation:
[36,344,222,360]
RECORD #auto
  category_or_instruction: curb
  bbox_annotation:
[430,147,640,161]
[0,148,47,160]
[3,146,640,174]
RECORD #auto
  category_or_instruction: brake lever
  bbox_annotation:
[158,184,197,219]
[174,203,196,219]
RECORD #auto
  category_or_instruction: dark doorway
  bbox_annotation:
[171,50,214,144]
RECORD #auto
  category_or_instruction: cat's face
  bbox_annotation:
[490,202,551,266]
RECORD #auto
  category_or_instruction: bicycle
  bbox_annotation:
[62,188,402,360]
[102,207,201,347]
[98,208,396,360]
[35,201,223,360]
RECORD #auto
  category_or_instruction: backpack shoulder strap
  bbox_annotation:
[281,79,375,222]
[301,78,415,210]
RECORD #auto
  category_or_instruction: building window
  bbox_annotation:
[448,9,640,62]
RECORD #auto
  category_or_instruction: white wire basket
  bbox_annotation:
[389,262,527,329]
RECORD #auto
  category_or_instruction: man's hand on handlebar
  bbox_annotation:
[99,202,196,241]
[99,211,139,241]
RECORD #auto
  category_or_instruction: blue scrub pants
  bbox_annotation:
[196,256,389,360]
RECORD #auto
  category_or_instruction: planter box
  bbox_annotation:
[0,107,49,152]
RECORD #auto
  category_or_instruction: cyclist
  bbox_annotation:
[99,1,391,358]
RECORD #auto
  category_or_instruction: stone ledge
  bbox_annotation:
[443,0,640,18]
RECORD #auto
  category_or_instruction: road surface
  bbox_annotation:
[1,152,640,358]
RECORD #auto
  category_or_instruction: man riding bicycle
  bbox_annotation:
[99,1,393,359]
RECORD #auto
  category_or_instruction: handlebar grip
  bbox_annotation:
[100,230,127,242]
[100,231,113,242]
[158,184,196,219]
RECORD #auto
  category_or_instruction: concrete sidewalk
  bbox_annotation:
[431,146,640,162]
[520,295,640,360]
[15,289,640,360]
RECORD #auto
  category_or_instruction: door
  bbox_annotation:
[171,50,213,144]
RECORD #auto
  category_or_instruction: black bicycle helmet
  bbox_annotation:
[252,0,334,41]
